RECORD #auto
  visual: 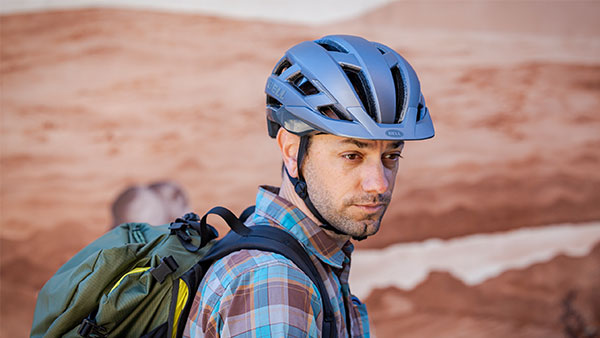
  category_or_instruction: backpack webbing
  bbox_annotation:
[174,206,336,338]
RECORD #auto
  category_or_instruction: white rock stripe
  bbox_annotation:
[350,222,600,299]
[0,0,398,25]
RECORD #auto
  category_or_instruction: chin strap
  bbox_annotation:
[287,135,367,241]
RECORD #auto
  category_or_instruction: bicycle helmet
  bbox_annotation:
[264,35,434,240]
[265,34,434,141]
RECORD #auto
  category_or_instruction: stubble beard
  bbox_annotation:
[304,167,391,239]
[323,197,388,238]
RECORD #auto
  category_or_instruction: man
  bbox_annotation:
[110,181,189,229]
[111,185,168,228]
[185,35,434,337]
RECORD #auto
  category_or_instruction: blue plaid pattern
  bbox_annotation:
[184,186,370,337]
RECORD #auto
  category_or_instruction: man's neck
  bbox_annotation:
[278,175,351,246]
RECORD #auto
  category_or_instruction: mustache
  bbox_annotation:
[344,193,392,206]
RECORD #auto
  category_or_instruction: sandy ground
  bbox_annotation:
[1,2,600,336]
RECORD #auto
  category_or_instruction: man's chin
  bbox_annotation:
[364,223,381,237]
[324,210,383,238]
[348,220,381,238]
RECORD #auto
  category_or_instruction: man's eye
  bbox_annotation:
[384,153,403,161]
[343,153,360,160]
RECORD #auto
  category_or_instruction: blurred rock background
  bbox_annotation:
[1,1,599,336]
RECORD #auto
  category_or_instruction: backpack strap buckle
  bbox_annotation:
[150,255,179,284]
[77,318,107,337]
[169,212,218,252]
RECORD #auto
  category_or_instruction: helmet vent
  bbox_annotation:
[315,39,348,53]
[417,102,424,122]
[391,66,407,123]
[377,47,386,55]
[318,105,351,121]
[342,66,377,121]
[266,95,282,109]
[289,73,319,96]
[274,59,292,76]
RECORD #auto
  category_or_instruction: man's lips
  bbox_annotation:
[353,203,386,213]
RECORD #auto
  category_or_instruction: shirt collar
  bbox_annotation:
[251,185,350,269]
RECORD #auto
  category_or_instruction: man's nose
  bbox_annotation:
[361,161,389,194]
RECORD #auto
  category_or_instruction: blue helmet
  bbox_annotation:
[265,34,434,141]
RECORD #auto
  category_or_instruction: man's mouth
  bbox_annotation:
[353,203,386,213]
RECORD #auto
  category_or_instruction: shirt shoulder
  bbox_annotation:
[185,249,323,337]
[204,249,321,296]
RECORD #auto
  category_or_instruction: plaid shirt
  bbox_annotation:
[184,186,370,337]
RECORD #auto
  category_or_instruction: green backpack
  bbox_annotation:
[31,211,219,338]
[31,207,336,338]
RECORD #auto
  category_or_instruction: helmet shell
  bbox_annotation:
[265,35,434,140]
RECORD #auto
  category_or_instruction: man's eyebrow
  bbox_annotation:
[340,138,371,148]
[339,139,405,149]
[389,140,404,150]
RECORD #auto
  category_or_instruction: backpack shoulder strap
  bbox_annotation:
[198,207,336,338]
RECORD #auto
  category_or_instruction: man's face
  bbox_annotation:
[302,134,404,238]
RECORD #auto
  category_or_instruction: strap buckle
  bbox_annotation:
[77,318,107,337]
[150,255,179,284]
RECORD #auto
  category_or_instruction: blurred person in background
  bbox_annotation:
[111,181,189,228]
[148,180,191,221]
[184,35,434,337]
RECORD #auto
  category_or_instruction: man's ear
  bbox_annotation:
[276,128,300,178]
